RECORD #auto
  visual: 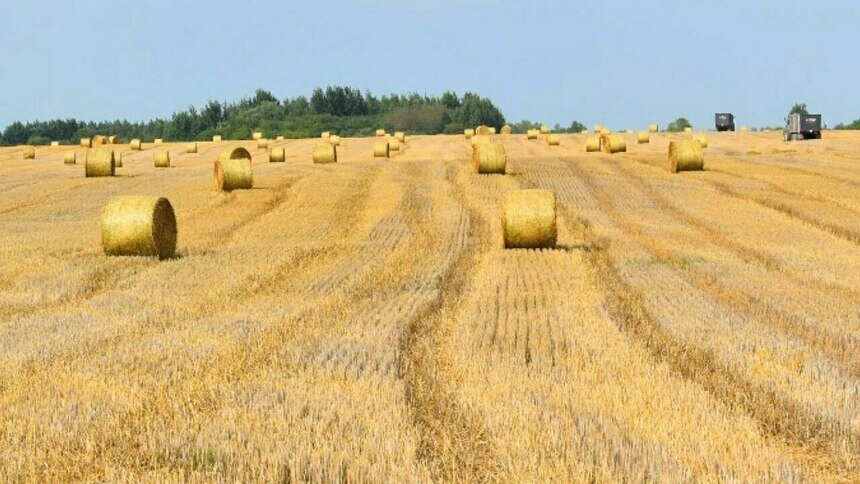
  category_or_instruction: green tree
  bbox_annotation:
[665,117,692,132]
[789,103,809,115]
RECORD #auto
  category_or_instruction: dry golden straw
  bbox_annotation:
[186,142,198,154]
[257,139,269,149]
[740,125,749,132]
[602,134,627,154]
[269,147,285,163]
[388,138,401,152]
[488,127,497,135]
[476,125,491,136]
[527,129,539,140]
[501,125,512,135]
[539,125,549,134]
[649,124,659,133]
[276,135,284,141]
[154,150,170,168]
[109,135,122,144]
[637,131,650,144]
[22,146,35,159]
[668,140,704,173]
[130,139,142,151]
[373,142,390,158]
[626,129,634,134]
[92,135,109,145]
[154,138,163,144]
[115,151,123,168]
[546,134,561,146]
[594,124,603,133]
[600,128,611,135]
[464,128,475,139]
[85,148,115,177]
[312,144,337,164]
[581,129,589,134]
[329,135,341,146]
[586,136,601,152]
[214,150,253,190]
[502,189,557,249]
[51,141,60,147]
[252,132,263,140]
[395,131,406,142]
[375,129,385,137]
[472,142,506,174]
[63,151,76,164]
[692,134,709,148]
[213,135,222,142]
[81,138,92,148]
[321,132,331,138]
[101,196,177,259]
[684,127,693,133]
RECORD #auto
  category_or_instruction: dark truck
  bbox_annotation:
[784,113,822,141]
[715,113,735,131]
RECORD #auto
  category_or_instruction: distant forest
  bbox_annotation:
[0,87,508,146]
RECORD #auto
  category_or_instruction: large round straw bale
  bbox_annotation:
[85,148,115,177]
[602,134,627,153]
[109,135,122,144]
[257,139,269,149]
[213,135,222,142]
[668,140,704,173]
[388,138,401,152]
[100,196,177,259]
[472,142,506,174]
[64,151,76,164]
[476,125,491,136]
[81,138,92,148]
[586,136,601,152]
[252,132,262,140]
[321,131,331,138]
[115,151,123,168]
[22,146,35,159]
[154,138,163,144]
[269,146,285,163]
[130,139,142,150]
[488,127,497,135]
[649,124,659,133]
[464,128,475,139]
[527,129,539,140]
[692,134,708,148]
[594,124,602,133]
[373,141,390,158]
[501,125,512,135]
[276,135,284,141]
[684,127,693,133]
[502,189,557,249]
[154,150,170,168]
[637,131,650,144]
[51,141,60,147]
[546,134,561,146]
[186,142,198,154]
[214,158,253,190]
[329,135,341,146]
[92,135,108,145]
[313,144,337,164]
[375,129,385,137]
[395,131,406,142]
[539,125,549,134]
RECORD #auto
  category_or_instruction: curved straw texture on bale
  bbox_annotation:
[257,139,269,149]
[464,128,475,139]
[472,142,506,174]
[22,146,35,159]
[51,141,60,147]
[586,136,601,152]
[527,129,539,140]
[115,151,123,168]
[501,125,512,135]
[395,131,406,142]
[130,139,142,151]
[321,132,331,138]
[668,140,704,173]
[213,135,222,142]
[546,134,560,146]
[214,159,253,190]
[85,148,115,177]
[637,131,650,144]
[693,134,709,148]
[388,138,401,152]
[109,135,122,144]
[502,189,557,249]
[312,144,337,164]
[269,147,285,163]
[63,151,76,164]
[375,129,385,137]
[92,135,108,145]
[101,196,177,259]
[276,136,284,141]
[373,142,390,158]
[329,135,341,146]
[154,150,170,168]
[186,142,198,154]
[684,127,693,133]
[217,146,252,162]
[539,125,549,134]
[602,134,627,154]
[154,138,163,145]
[81,138,92,148]
[649,124,659,133]
[252,132,262,140]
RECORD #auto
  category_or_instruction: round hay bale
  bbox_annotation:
[269,147,285,163]
[375,129,385,137]
[373,142,390,158]
[740,125,749,132]
[101,196,177,259]
[130,139,142,151]
[321,131,331,139]
[115,151,123,168]
[51,141,60,147]
[109,135,122,144]
[388,138,401,152]
[257,139,269,149]
[313,144,337,164]
[214,158,253,190]
[594,124,603,133]
[472,142,506,174]
[668,140,704,173]
[22,146,35,159]
[600,128,611,135]
[546,134,561,146]
[476,125,491,136]
[85,148,115,177]
[692,134,709,148]
[154,150,170,168]
[488,127,497,135]
[626,129,634,134]
[502,189,557,249]
[63,151,76,164]
[649,124,659,133]
[213,135,222,142]
[154,138,164,145]
[539,125,549,134]
[464,129,475,139]
[329,135,341,146]
[92,135,109,145]
[684,127,693,133]
[586,136,601,152]
[252,132,263,140]
[276,135,284,141]
[186,142,198,154]
[637,131,650,144]
[602,134,627,154]
[501,125,512,135]
[395,131,406,142]
[527,129,539,140]
[81,138,92,148]
[581,129,589,134]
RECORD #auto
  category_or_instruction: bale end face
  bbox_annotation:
[472,142,506,174]
[649,124,659,133]
[212,135,222,142]
[85,149,115,177]
[81,138,92,148]
[22,146,35,159]
[269,147,285,163]
[276,136,285,141]
[154,138,163,145]
[373,142,390,158]
[321,132,331,139]
[51,141,60,147]
[586,136,600,152]
[668,140,704,173]
[101,196,177,259]
[502,189,557,249]
[313,144,337,164]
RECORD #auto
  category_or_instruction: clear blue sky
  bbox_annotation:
[2,0,858,130]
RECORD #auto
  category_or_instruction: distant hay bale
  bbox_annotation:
[101,196,177,259]
[85,148,115,177]
[395,131,406,142]
[109,135,122,144]
[64,151,76,164]
[313,144,337,164]
[527,129,539,140]
[546,134,560,146]
[330,135,341,146]
[252,132,263,140]
[586,136,601,152]
[186,142,198,154]
[649,124,659,133]
[257,139,269,149]
[130,139,142,150]
[213,135,222,142]
[276,135,284,141]
[626,129,634,134]
[594,124,603,133]
[501,125,512,135]
[637,131,650,144]
[22,146,35,159]
[322,131,331,138]
[464,129,475,139]
[740,125,749,132]
[502,189,557,249]
[373,141,390,158]
[600,128,611,135]
[539,125,549,134]
[668,140,704,173]
[81,138,92,148]
[214,158,253,191]
[602,134,627,154]
[154,138,163,144]
[476,125,491,136]
[92,135,109,145]
[389,138,401,152]
[269,147,285,163]
[154,150,170,167]
[692,134,708,148]
[51,141,60,147]
[581,129,588,134]
[488,127,497,135]
[684,127,693,133]
[115,151,123,168]
[375,129,386,137]
[472,142,506,174]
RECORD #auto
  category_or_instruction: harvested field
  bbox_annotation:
[0,131,857,482]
